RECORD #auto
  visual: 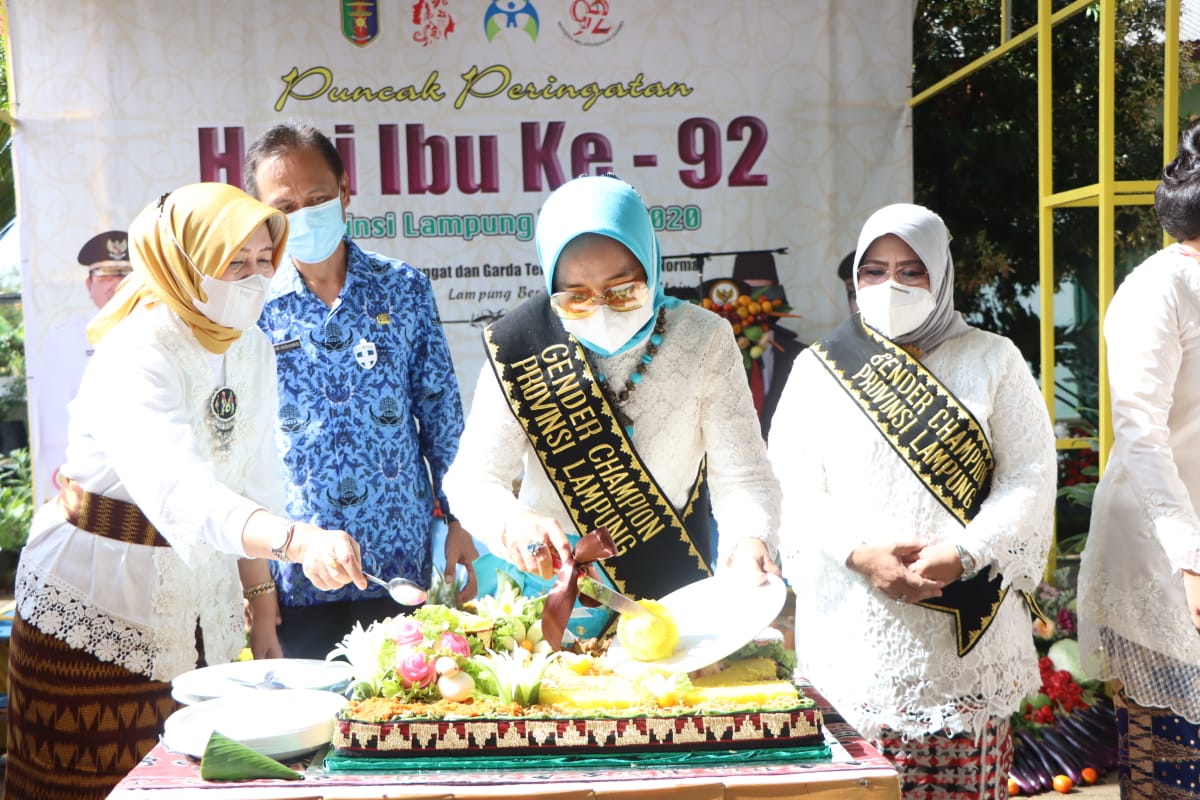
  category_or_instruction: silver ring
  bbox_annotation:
[525,541,547,557]
[895,595,907,605]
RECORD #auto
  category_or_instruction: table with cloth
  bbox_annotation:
[105,680,900,800]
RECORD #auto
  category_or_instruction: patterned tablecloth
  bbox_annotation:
[106,680,900,800]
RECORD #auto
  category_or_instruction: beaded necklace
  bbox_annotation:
[589,306,667,438]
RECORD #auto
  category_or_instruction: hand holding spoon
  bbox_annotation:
[364,572,428,606]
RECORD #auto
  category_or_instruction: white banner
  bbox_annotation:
[6,0,915,504]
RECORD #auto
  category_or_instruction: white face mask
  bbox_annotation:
[561,302,655,354]
[160,213,274,330]
[193,273,272,330]
[856,281,936,339]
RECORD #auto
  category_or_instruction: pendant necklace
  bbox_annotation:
[208,386,238,453]
[591,307,667,439]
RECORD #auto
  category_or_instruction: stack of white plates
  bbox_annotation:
[171,658,353,705]
[162,688,348,760]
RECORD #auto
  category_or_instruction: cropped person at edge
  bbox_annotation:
[4,183,367,800]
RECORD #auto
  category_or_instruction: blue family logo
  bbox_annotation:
[342,0,380,47]
[484,0,540,42]
[559,0,623,45]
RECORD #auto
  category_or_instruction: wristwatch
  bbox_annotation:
[955,545,979,580]
[269,522,296,563]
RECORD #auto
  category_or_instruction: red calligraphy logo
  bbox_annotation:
[570,0,611,36]
[412,0,456,46]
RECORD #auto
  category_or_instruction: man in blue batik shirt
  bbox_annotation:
[246,122,479,658]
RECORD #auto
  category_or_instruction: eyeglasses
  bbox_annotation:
[549,280,650,320]
[857,263,930,286]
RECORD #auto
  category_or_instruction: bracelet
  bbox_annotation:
[243,581,276,600]
[269,522,296,563]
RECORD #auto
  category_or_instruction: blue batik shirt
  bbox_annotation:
[258,239,464,607]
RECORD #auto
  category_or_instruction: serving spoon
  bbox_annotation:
[364,572,428,606]
[227,670,287,690]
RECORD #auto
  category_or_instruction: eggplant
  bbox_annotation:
[1080,702,1118,733]
[1039,728,1084,784]
[1070,707,1113,739]
[1013,742,1050,792]
[1017,729,1059,790]
[1068,710,1119,767]
[1014,732,1052,791]
[1008,763,1039,796]
[1090,701,1117,724]
[1055,714,1111,771]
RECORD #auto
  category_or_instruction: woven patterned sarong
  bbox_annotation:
[877,717,1013,799]
[3,612,178,800]
[1117,690,1200,799]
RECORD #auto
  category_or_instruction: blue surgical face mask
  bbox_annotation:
[286,196,345,263]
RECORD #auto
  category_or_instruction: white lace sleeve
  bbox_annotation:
[699,317,782,565]
[955,337,1056,591]
[78,323,263,558]
[1103,264,1200,573]
[768,351,860,569]
[233,329,287,517]
[443,361,528,554]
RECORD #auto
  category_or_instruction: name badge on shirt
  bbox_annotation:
[274,338,301,354]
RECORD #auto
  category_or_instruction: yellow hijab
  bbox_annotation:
[87,182,288,354]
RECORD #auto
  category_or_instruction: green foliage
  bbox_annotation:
[913,0,1200,382]
[0,302,25,419]
[0,446,32,551]
[0,32,11,229]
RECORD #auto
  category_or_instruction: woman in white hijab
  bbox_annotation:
[768,204,1056,798]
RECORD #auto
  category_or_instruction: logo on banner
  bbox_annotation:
[342,0,380,46]
[484,0,540,41]
[411,0,456,45]
[558,0,622,45]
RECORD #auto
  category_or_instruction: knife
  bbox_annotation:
[578,575,650,617]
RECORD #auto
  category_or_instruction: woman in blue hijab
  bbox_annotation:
[445,175,781,632]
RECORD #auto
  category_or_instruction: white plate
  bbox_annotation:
[172,658,352,702]
[605,573,787,675]
[162,689,348,760]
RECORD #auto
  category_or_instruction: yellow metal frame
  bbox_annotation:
[911,0,1182,470]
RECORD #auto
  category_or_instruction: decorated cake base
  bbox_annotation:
[333,706,822,757]
[325,567,817,760]
[331,657,823,757]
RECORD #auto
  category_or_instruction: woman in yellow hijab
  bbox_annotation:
[6,183,368,800]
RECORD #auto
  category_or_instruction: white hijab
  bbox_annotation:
[852,203,972,353]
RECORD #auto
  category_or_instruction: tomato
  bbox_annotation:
[1052,774,1075,793]
[1007,777,1021,796]
[1080,767,1098,785]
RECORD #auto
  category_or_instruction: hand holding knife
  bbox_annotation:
[577,575,650,617]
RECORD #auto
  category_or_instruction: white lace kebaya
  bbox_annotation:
[768,327,1056,741]
[16,305,285,681]
[1077,244,1200,724]
[444,301,781,571]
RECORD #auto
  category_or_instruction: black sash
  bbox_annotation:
[484,297,713,601]
[811,316,1007,657]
